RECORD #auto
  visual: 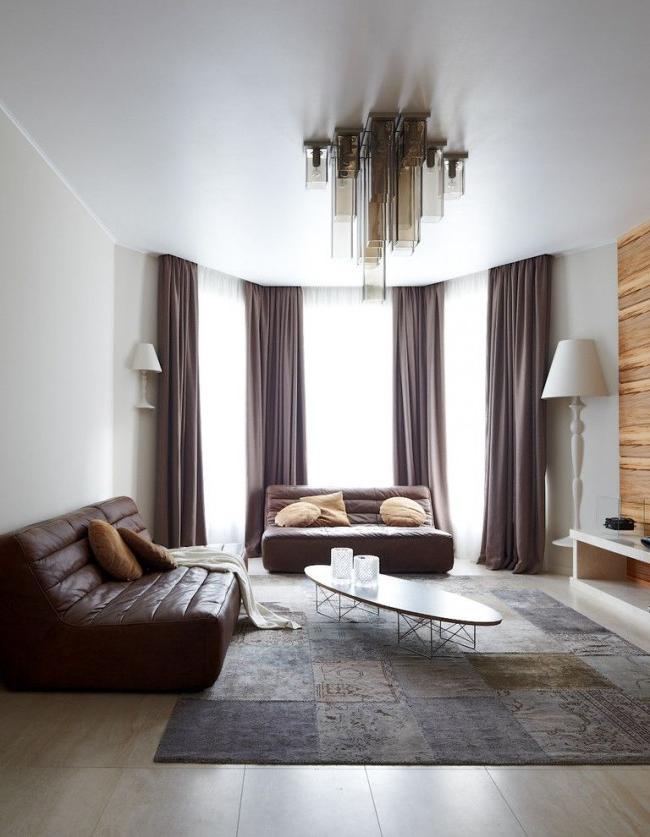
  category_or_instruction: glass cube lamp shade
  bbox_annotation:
[358,116,396,303]
[331,132,359,258]
[422,146,445,222]
[354,554,380,587]
[360,195,387,303]
[393,165,422,254]
[443,154,467,200]
[331,176,356,258]
[305,144,329,189]
[331,547,354,580]
[393,116,426,253]
[362,253,387,302]
[364,117,395,248]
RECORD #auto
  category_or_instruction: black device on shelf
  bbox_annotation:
[604,516,635,531]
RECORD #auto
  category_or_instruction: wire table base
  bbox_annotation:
[315,583,381,622]
[313,582,478,658]
[397,612,476,658]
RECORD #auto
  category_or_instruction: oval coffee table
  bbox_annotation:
[305,564,502,658]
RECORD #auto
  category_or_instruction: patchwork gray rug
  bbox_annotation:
[155,575,650,765]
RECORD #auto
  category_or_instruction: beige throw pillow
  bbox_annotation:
[380,496,427,527]
[300,491,351,527]
[275,501,321,527]
[88,519,144,581]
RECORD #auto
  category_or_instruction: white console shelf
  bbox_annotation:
[570,528,650,620]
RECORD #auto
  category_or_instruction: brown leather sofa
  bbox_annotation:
[0,497,240,691]
[262,486,454,573]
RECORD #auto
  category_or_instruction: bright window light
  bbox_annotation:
[444,272,488,559]
[198,267,247,544]
[303,287,393,487]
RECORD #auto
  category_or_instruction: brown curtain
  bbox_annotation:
[154,255,207,547]
[393,284,451,532]
[479,254,551,573]
[245,283,307,559]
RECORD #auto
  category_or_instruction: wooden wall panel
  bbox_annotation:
[618,220,650,579]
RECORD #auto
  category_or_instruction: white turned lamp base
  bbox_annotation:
[551,397,585,550]
[542,339,609,553]
[136,370,155,410]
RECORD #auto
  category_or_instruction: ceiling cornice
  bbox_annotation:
[0,99,117,244]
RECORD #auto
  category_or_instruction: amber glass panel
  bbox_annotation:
[422,147,444,222]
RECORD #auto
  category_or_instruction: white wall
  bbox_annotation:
[546,244,620,572]
[0,109,115,532]
[112,246,158,530]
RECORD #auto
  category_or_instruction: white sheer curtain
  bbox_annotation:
[444,272,488,560]
[303,287,393,487]
[198,267,246,544]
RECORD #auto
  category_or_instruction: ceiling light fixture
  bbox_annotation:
[305,113,468,301]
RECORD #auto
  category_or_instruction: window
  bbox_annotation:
[444,272,488,559]
[197,272,486,550]
[198,267,246,543]
[303,287,393,487]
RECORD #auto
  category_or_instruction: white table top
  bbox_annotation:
[305,565,502,626]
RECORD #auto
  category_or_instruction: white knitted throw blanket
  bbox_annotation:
[169,546,301,630]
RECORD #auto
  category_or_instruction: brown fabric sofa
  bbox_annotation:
[0,497,241,691]
[262,486,454,573]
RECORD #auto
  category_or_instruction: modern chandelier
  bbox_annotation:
[305,113,468,301]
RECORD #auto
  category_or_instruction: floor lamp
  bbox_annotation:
[542,339,608,547]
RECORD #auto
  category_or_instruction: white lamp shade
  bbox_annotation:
[542,339,607,399]
[131,342,162,373]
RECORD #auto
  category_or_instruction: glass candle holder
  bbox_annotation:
[354,554,379,587]
[331,547,353,580]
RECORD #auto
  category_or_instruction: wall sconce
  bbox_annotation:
[131,342,162,409]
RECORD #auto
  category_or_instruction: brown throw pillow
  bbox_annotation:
[380,496,427,527]
[274,501,321,528]
[118,527,177,572]
[300,491,351,527]
[88,519,143,581]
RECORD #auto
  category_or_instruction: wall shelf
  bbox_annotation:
[570,528,650,621]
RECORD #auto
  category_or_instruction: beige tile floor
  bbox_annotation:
[0,558,649,836]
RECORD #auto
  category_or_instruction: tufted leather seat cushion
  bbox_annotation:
[262,486,453,573]
[65,566,234,626]
[0,497,242,691]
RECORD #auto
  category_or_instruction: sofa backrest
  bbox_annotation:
[0,496,148,622]
[265,485,433,527]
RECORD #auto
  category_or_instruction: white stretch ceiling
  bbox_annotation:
[1,0,649,285]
